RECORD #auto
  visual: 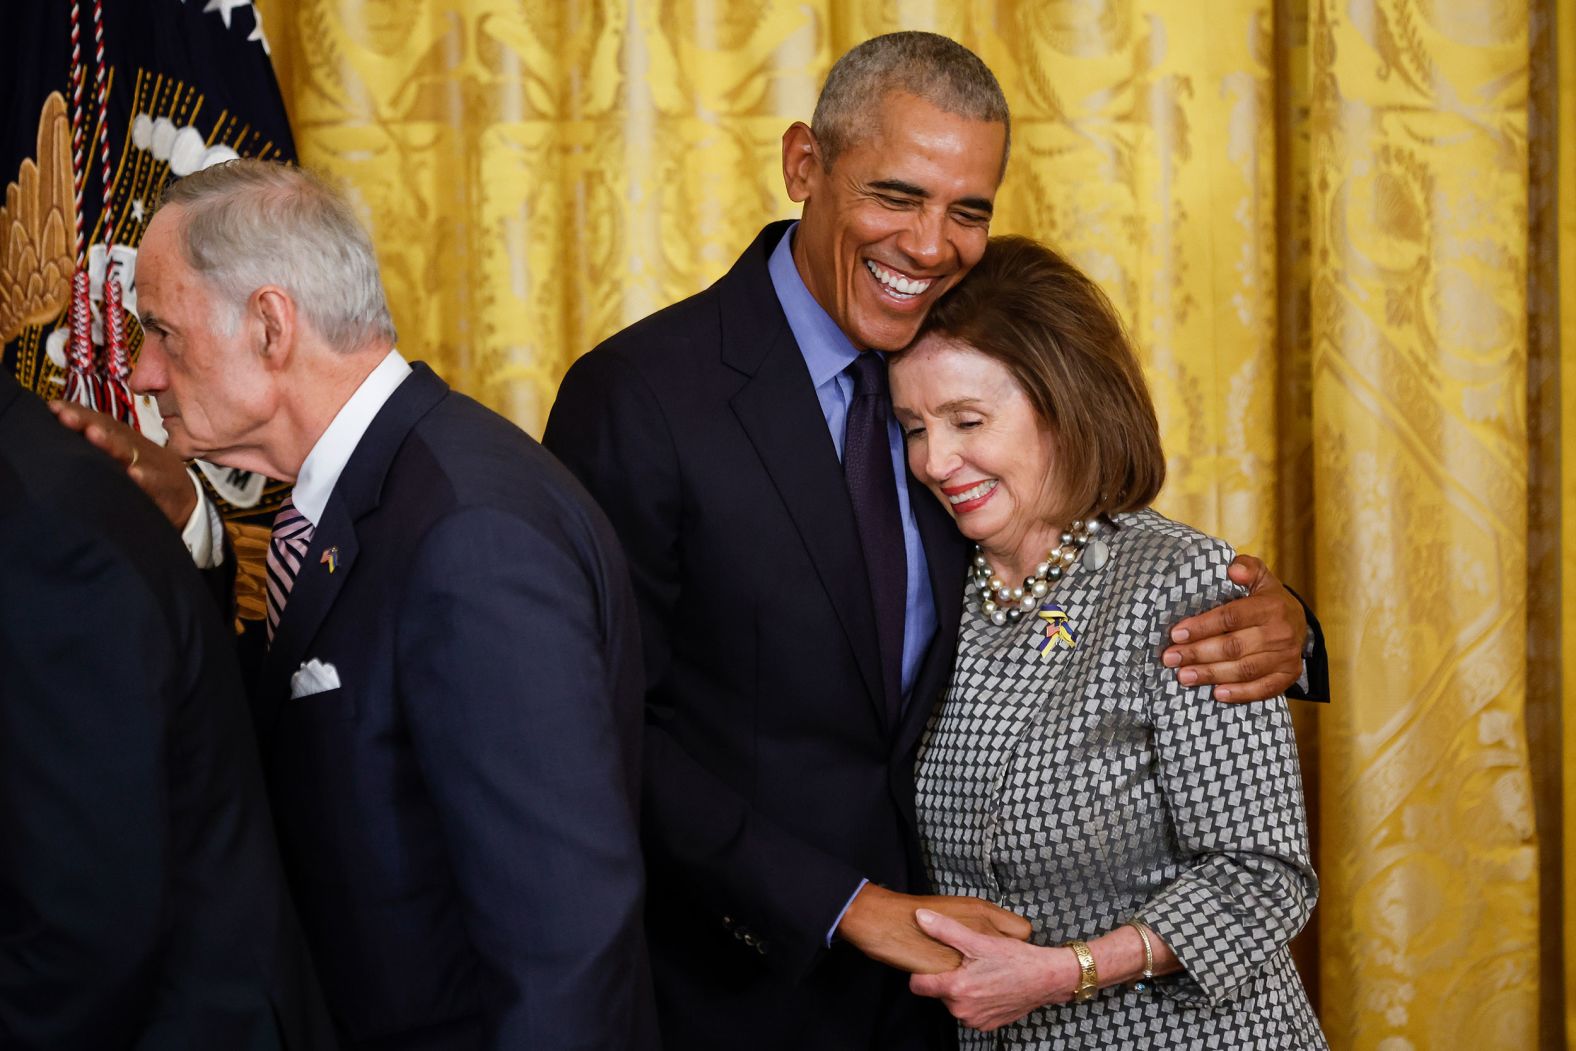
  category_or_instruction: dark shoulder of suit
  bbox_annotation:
[394,386,643,708]
[0,376,337,1051]
[398,385,645,774]
[421,389,628,551]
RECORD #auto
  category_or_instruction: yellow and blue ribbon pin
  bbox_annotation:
[1033,602,1077,657]
[320,546,339,573]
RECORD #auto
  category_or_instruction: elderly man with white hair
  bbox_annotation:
[56,159,658,1051]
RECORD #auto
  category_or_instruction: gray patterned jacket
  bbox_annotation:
[916,508,1327,1049]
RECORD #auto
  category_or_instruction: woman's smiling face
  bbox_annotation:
[891,333,1064,572]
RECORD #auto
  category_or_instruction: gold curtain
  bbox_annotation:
[1550,3,1575,1045]
[260,1,1570,1045]
[1307,3,1539,1048]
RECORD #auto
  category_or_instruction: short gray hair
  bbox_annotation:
[157,159,397,351]
[812,32,1011,172]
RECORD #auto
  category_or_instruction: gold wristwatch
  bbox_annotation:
[1065,939,1098,1003]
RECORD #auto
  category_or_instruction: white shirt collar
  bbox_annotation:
[292,349,413,525]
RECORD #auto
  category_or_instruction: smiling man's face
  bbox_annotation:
[784,91,1007,352]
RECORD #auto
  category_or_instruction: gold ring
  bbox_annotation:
[129,446,140,469]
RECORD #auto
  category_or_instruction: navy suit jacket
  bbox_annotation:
[0,373,337,1050]
[252,364,657,1050]
[545,223,968,1051]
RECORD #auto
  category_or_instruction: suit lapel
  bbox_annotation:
[262,497,358,693]
[722,224,890,729]
[729,343,888,725]
[261,364,449,697]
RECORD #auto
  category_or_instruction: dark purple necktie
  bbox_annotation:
[843,353,907,725]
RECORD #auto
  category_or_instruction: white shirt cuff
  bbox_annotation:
[1295,625,1315,694]
[179,470,224,570]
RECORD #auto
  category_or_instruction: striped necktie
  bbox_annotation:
[265,495,315,645]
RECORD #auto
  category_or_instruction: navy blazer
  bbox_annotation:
[0,373,337,1050]
[252,364,657,1050]
[545,223,968,1051]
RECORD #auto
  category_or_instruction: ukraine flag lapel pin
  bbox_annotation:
[1032,602,1077,658]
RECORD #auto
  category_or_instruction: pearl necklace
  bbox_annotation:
[972,517,1108,626]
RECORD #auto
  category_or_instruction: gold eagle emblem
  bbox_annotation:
[1,92,75,344]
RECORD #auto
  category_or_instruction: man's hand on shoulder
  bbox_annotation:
[50,401,197,528]
[835,883,1032,975]
[1162,553,1307,703]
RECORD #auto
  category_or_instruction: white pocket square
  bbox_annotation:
[291,658,341,699]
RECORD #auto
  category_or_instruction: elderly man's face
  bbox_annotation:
[131,208,274,463]
[788,91,1006,352]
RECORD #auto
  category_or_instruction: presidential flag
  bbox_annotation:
[3,0,297,626]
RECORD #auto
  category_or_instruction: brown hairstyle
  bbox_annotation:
[917,235,1164,521]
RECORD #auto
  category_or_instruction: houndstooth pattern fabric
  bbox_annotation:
[915,509,1328,1050]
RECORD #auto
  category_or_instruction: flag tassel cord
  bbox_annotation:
[65,0,135,426]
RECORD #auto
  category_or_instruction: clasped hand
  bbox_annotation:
[908,909,1081,1033]
[836,883,1031,975]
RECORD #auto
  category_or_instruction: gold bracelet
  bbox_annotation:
[1064,939,1098,1003]
[1126,920,1155,990]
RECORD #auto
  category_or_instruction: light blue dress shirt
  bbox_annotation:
[767,225,938,945]
[767,225,937,700]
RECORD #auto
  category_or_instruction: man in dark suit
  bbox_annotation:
[57,159,657,1049]
[544,32,1325,1051]
[0,370,336,1050]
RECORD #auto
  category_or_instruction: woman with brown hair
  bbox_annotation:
[889,236,1327,1049]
